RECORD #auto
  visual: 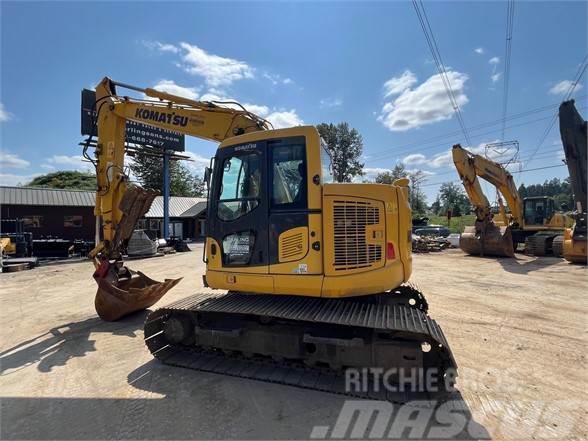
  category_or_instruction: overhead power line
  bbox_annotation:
[365,96,586,164]
[564,54,588,101]
[526,54,588,167]
[412,0,473,146]
[501,0,516,139]
[421,147,564,180]
[421,163,567,188]
[366,113,554,164]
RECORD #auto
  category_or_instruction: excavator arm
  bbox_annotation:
[452,144,521,257]
[89,77,270,320]
[452,144,523,226]
[558,100,587,263]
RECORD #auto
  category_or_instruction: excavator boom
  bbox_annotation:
[89,77,270,321]
[452,144,518,257]
[559,100,587,263]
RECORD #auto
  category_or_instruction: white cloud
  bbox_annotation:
[383,70,418,97]
[429,151,453,168]
[40,164,56,170]
[549,80,583,95]
[143,40,179,53]
[244,103,271,116]
[0,151,30,169]
[406,169,435,176]
[178,42,254,87]
[262,72,294,86]
[263,72,280,85]
[144,41,293,89]
[489,57,500,65]
[44,155,93,172]
[356,167,435,183]
[319,97,343,109]
[390,141,506,171]
[474,47,485,55]
[0,103,13,122]
[402,153,428,165]
[0,173,41,186]
[355,167,391,182]
[491,72,502,83]
[151,79,199,100]
[378,70,469,132]
[198,90,271,117]
[198,90,302,129]
[183,151,211,176]
[266,110,304,129]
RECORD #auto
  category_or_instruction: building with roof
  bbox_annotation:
[138,196,208,240]
[0,186,207,242]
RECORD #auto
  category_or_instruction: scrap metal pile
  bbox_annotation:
[412,234,452,253]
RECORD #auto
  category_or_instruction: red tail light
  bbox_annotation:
[387,242,396,260]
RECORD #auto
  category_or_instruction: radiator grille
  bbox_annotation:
[333,200,383,270]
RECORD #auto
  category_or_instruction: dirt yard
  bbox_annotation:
[1,246,586,440]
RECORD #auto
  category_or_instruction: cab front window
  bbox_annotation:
[217,152,261,221]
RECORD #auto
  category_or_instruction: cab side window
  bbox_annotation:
[271,144,307,209]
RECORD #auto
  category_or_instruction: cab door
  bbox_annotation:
[207,142,269,272]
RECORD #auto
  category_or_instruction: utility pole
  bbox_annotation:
[163,150,170,240]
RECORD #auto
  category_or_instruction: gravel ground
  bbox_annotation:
[1,246,586,440]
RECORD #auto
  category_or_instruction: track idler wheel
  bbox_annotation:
[163,313,195,345]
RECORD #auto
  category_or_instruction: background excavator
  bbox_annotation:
[558,100,587,264]
[88,77,456,394]
[452,145,569,257]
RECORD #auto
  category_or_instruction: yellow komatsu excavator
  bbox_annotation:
[88,77,456,395]
[452,144,569,257]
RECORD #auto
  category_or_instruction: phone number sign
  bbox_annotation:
[81,89,185,151]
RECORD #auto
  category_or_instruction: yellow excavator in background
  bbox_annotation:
[88,77,456,394]
[558,100,587,264]
[452,144,569,257]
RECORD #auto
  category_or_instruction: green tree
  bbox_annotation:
[430,196,441,214]
[192,174,206,197]
[375,165,428,213]
[374,164,408,184]
[408,170,428,214]
[316,122,364,182]
[517,177,573,210]
[437,182,471,215]
[26,171,96,190]
[130,152,201,197]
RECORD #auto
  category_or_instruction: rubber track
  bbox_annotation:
[144,292,456,402]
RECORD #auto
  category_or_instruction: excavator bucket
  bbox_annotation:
[93,185,182,321]
[94,265,182,321]
[460,224,515,257]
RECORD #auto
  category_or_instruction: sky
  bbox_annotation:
[1,1,586,202]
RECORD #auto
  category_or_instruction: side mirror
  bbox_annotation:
[204,166,212,189]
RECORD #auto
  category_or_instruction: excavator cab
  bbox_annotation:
[210,136,309,265]
[523,197,554,227]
